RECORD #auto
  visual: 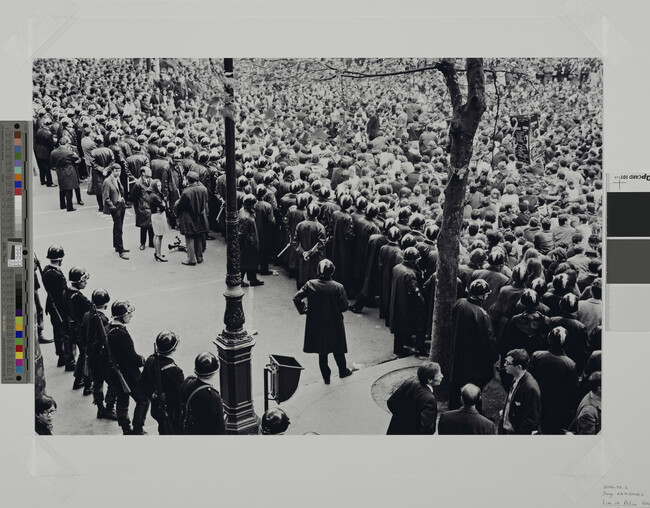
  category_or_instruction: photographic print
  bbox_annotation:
[31,57,602,436]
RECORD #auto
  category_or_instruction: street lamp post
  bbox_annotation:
[213,58,260,434]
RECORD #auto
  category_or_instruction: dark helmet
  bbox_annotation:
[409,213,425,230]
[243,168,255,179]
[46,245,65,261]
[531,277,547,294]
[108,132,119,144]
[68,266,89,284]
[559,293,579,314]
[469,279,491,297]
[311,180,323,194]
[403,246,421,262]
[91,289,110,307]
[387,226,402,243]
[355,196,368,211]
[553,273,570,293]
[306,203,321,219]
[383,217,396,233]
[198,151,210,164]
[296,193,310,208]
[166,142,177,153]
[255,185,268,199]
[317,259,335,279]
[339,194,353,209]
[398,207,412,222]
[424,224,440,242]
[318,186,331,200]
[155,330,180,354]
[401,233,417,249]
[194,351,219,378]
[290,181,302,194]
[365,204,379,220]
[237,175,248,189]
[547,326,568,348]
[470,248,487,265]
[512,265,528,285]
[263,171,275,185]
[261,407,291,435]
[487,250,505,266]
[111,300,135,318]
[243,194,257,209]
[519,288,539,310]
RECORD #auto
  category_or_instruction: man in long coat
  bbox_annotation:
[293,259,353,384]
[50,136,82,211]
[330,194,355,295]
[293,203,327,290]
[239,195,263,286]
[173,171,208,265]
[254,186,276,275]
[378,227,403,325]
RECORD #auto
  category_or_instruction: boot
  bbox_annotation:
[131,428,148,435]
[72,378,85,390]
[102,406,118,420]
[121,424,133,435]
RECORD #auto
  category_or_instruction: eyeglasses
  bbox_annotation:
[42,408,57,415]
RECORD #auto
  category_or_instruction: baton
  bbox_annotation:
[216,203,225,223]
[277,243,291,258]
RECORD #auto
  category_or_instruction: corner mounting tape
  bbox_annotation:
[561,0,631,64]
[2,0,78,63]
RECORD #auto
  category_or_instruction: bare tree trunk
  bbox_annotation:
[430,59,486,375]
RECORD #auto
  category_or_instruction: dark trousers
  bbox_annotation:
[90,359,117,409]
[241,269,259,282]
[35,290,44,338]
[111,202,126,253]
[60,189,73,210]
[184,234,203,263]
[96,194,103,211]
[318,351,347,381]
[37,157,52,185]
[115,377,150,431]
[73,347,93,388]
[50,314,74,365]
[139,226,154,247]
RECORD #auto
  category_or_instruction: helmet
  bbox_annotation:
[383,218,396,233]
[261,407,291,435]
[469,248,487,265]
[398,207,412,222]
[547,326,568,348]
[365,204,379,220]
[553,273,570,293]
[469,279,491,297]
[355,196,368,211]
[403,246,421,262]
[512,265,528,285]
[46,245,65,261]
[237,175,248,189]
[155,330,180,354]
[111,300,135,318]
[68,266,89,284]
[91,289,110,307]
[531,277,547,294]
[198,151,210,164]
[242,194,257,209]
[255,185,268,199]
[387,226,402,243]
[339,194,353,210]
[243,168,255,179]
[519,289,539,310]
[263,171,275,185]
[318,186,331,200]
[311,180,323,194]
[296,193,310,208]
[424,224,440,242]
[306,203,321,219]
[559,293,579,314]
[409,213,425,230]
[317,259,335,279]
[194,351,219,378]
[401,234,417,250]
[487,250,505,266]
[290,181,302,194]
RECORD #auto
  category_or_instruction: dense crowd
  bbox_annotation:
[32,57,602,435]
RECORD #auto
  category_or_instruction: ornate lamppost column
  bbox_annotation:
[213,58,260,434]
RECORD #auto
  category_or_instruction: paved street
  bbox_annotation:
[33,173,397,435]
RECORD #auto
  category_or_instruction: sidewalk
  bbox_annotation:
[253,356,424,435]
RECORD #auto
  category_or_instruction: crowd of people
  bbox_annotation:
[32,57,602,435]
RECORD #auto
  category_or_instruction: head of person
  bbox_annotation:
[68,266,89,290]
[140,166,152,184]
[417,361,443,387]
[588,371,602,396]
[547,326,568,352]
[194,351,219,380]
[402,246,420,267]
[111,163,121,179]
[111,299,135,324]
[91,288,110,310]
[460,383,482,408]
[155,330,180,356]
[468,279,491,302]
[35,395,57,430]
[260,407,291,435]
[317,259,335,280]
[151,178,162,194]
[186,171,199,184]
[504,348,529,378]
[46,244,65,265]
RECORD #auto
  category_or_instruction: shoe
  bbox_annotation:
[77,200,84,205]
[131,428,148,435]
[206,235,216,240]
[122,249,130,253]
[349,306,363,314]
[259,271,273,276]
[119,252,130,260]
[67,208,77,212]
[65,363,76,372]
[250,279,264,286]
[139,244,146,250]
[339,368,354,379]
[83,387,93,396]
[154,254,168,262]
[72,378,85,390]
[57,357,66,367]
[241,281,250,287]
[181,261,196,266]
[97,407,118,420]
[46,183,58,187]
[38,337,54,344]
[122,426,133,435]
[323,376,331,385]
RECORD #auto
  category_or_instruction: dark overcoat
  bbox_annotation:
[130,179,152,228]
[174,183,209,236]
[238,207,260,271]
[389,262,424,335]
[50,146,80,191]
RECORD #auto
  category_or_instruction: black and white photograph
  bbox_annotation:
[31,56,603,436]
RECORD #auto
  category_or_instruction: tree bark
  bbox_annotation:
[430,59,486,375]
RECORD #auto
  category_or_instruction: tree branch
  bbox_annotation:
[437,59,463,113]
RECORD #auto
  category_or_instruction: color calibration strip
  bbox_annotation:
[1,121,30,384]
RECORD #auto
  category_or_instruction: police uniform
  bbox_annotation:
[106,321,149,433]
[140,354,184,435]
[82,309,117,417]
[42,264,74,367]
[67,287,92,389]
[178,376,226,435]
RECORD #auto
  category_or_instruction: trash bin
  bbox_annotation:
[268,354,304,403]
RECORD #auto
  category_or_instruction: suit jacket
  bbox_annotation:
[504,371,541,435]
[387,378,437,435]
[438,407,495,435]
[102,175,124,214]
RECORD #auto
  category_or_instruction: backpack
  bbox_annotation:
[179,383,211,434]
